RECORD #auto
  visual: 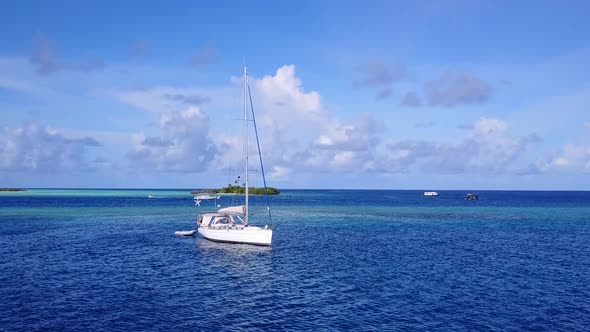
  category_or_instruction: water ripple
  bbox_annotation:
[1,190,590,330]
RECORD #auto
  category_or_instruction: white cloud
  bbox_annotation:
[117,66,325,175]
[331,151,357,168]
[291,148,370,172]
[472,117,507,136]
[530,122,590,174]
[553,157,569,167]
[368,117,539,175]
[127,106,216,172]
[290,116,537,176]
[254,65,321,115]
[107,66,559,182]
[535,143,590,174]
[313,112,384,151]
[217,65,328,176]
[0,120,101,172]
[267,165,292,180]
[241,69,532,177]
[288,113,384,172]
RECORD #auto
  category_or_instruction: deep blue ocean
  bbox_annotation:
[1,189,589,331]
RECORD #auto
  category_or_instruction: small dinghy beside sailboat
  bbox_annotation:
[175,230,196,236]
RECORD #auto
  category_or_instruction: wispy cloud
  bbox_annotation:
[414,121,435,128]
[115,87,214,113]
[163,93,210,105]
[141,136,173,147]
[29,34,105,75]
[458,123,474,130]
[353,59,406,88]
[425,72,491,107]
[188,46,219,68]
[353,59,406,101]
[29,35,60,75]
[400,91,422,107]
[130,39,151,57]
[0,76,38,93]
[376,87,393,100]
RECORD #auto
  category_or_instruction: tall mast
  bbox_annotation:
[243,66,249,225]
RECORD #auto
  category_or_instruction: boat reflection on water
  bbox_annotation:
[196,238,273,282]
[196,237,272,256]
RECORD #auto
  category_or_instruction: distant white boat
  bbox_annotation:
[197,67,273,246]
[194,193,220,200]
[148,194,157,199]
[424,191,439,196]
[175,230,196,236]
[194,193,221,206]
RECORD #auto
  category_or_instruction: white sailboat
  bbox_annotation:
[197,67,274,246]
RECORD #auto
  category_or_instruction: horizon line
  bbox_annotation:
[4,187,590,192]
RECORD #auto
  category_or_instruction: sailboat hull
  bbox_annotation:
[198,226,273,246]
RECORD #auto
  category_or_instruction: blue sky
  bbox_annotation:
[1,0,589,189]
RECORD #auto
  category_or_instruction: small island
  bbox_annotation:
[192,185,280,195]
[0,188,27,192]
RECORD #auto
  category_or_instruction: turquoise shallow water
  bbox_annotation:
[1,189,590,330]
[5,188,193,198]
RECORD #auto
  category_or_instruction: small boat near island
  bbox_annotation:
[197,67,273,246]
[194,193,221,206]
[424,191,439,196]
[194,193,221,200]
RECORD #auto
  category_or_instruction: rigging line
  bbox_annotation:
[247,82,273,223]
